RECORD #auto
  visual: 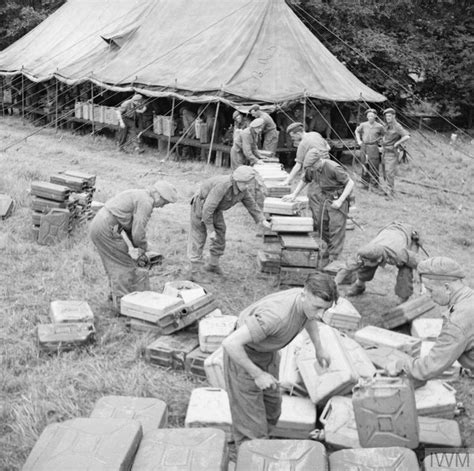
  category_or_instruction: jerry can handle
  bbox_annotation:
[320,400,333,425]
[441,382,456,393]
[205,387,223,392]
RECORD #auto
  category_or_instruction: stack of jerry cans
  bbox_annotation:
[415,380,458,419]
[329,447,419,470]
[236,440,327,470]
[22,418,142,471]
[322,297,361,333]
[131,428,228,471]
[354,325,422,357]
[198,315,237,353]
[381,295,438,329]
[270,395,316,440]
[185,388,232,441]
[279,233,319,287]
[296,323,358,404]
[204,346,226,390]
[145,332,199,370]
[90,396,168,433]
[352,376,419,449]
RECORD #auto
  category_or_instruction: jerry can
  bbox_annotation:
[319,396,360,449]
[185,347,209,380]
[270,395,316,440]
[263,197,303,216]
[22,418,142,471]
[271,216,313,233]
[257,250,281,274]
[420,341,461,380]
[30,181,70,202]
[162,280,206,303]
[198,315,237,353]
[365,346,412,371]
[204,346,226,390]
[0,194,13,219]
[37,322,95,352]
[49,300,94,324]
[329,447,419,470]
[322,297,361,333]
[38,209,71,245]
[352,376,419,449]
[296,323,357,404]
[131,428,228,471]
[411,317,443,340]
[418,416,462,447]
[279,331,308,395]
[90,396,167,434]
[339,333,377,380]
[423,451,474,471]
[185,388,232,441]
[381,295,438,329]
[415,380,457,419]
[354,325,421,357]
[145,332,199,370]
[120,291,184,324]
[236,440,327,471]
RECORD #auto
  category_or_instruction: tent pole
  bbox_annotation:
[55,79,59,132]
[207,100,220,165]
[167,95,175,159]
[21,74,25,121]
[303,91,307,129]
[90,82,95,135]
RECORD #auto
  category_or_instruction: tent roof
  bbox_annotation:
[0,0,386,103]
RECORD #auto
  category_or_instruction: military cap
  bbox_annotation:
[383,108,396,115]
[232,166,256,183]
[286,122,305,134]
[153,180,178,203]
[132,93,144,101]
[365,108,377,115]
[250,118,264,128]
[418,257,465,281]
[249,104,260,113]
[232,110,242,120]
[358,244,384,261]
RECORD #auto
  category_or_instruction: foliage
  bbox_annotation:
[293,0,473,126]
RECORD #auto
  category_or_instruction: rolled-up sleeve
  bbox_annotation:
[244,309,280,343]
[403,320,468,381]
[131,199,153,250]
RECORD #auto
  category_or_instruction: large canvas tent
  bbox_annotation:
[0,0,386,105]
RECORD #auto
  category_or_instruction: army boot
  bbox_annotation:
[204,255,224,275]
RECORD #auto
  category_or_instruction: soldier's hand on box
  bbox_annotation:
[282,193,296,202]
[262,220,272,230]
[317,350,331,369]
[255,372,279,391]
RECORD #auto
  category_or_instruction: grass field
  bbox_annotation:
[0,116,473,469]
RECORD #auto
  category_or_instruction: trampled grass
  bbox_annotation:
[0,116,473,469]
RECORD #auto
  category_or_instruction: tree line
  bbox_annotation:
[0,0,472,127]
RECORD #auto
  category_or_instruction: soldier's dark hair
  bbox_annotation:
[304,273,338,303]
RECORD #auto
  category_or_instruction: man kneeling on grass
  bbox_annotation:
[222,273,338,448]
[387,257,474,381]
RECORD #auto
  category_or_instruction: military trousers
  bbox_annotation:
[263,129,279,155]
[224,348,281,448]
[383,149,398,193]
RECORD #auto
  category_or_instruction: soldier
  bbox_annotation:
[187,166,271,278]
[284,150,354,264]
[249,105,279,155]
[387,257,474,380]
[117,93,147,153]
[336,221,421,302]
[381,108,410,196]
[282,122,331,186]
[222,273,338,447]
[90,181,178,311]
[355,108,385,190]
[230,118,264,169]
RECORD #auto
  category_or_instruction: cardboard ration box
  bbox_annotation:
[22,418,142,471]
[90,396,167,434]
